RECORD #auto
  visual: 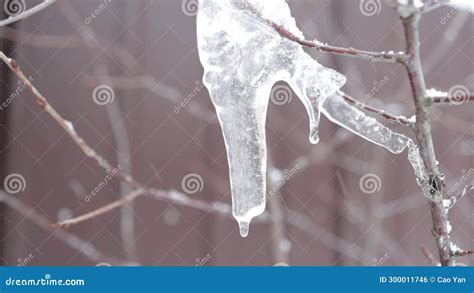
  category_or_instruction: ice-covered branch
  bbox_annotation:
[238,1,406,63]
[0,0,56,27]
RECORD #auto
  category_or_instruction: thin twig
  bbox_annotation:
[54,189,144,228]
[0,0,56,27]
[0,190,119,264]
[238,1,406,63]
[341,92,414,126]
[431,95,474,104]
[451,249,474,257]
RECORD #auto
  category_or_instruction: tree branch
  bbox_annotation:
[340,92,414,126]
[399,2,453,266]
[238,1,406,63]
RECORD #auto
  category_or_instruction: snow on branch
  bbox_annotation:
[238,0,406,63]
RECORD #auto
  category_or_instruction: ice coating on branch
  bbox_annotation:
[197,0,345,236]
[322,94,431,196]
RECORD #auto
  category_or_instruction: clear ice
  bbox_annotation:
[322,93,431,197]
[196,0,429,237]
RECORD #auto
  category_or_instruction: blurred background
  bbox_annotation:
[0,0,472,266]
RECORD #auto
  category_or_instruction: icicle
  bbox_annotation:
[322,93,431,197]
[197,0,345,236]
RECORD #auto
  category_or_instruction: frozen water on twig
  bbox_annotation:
[197,0,345,236]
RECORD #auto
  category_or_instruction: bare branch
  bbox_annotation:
[0,190,119,264]
[399,2,453,266]
[238,1,406,63]
[0,0,56,27]
[431,95,474,104]
[54,189,144,228]
[341,92,414,126]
